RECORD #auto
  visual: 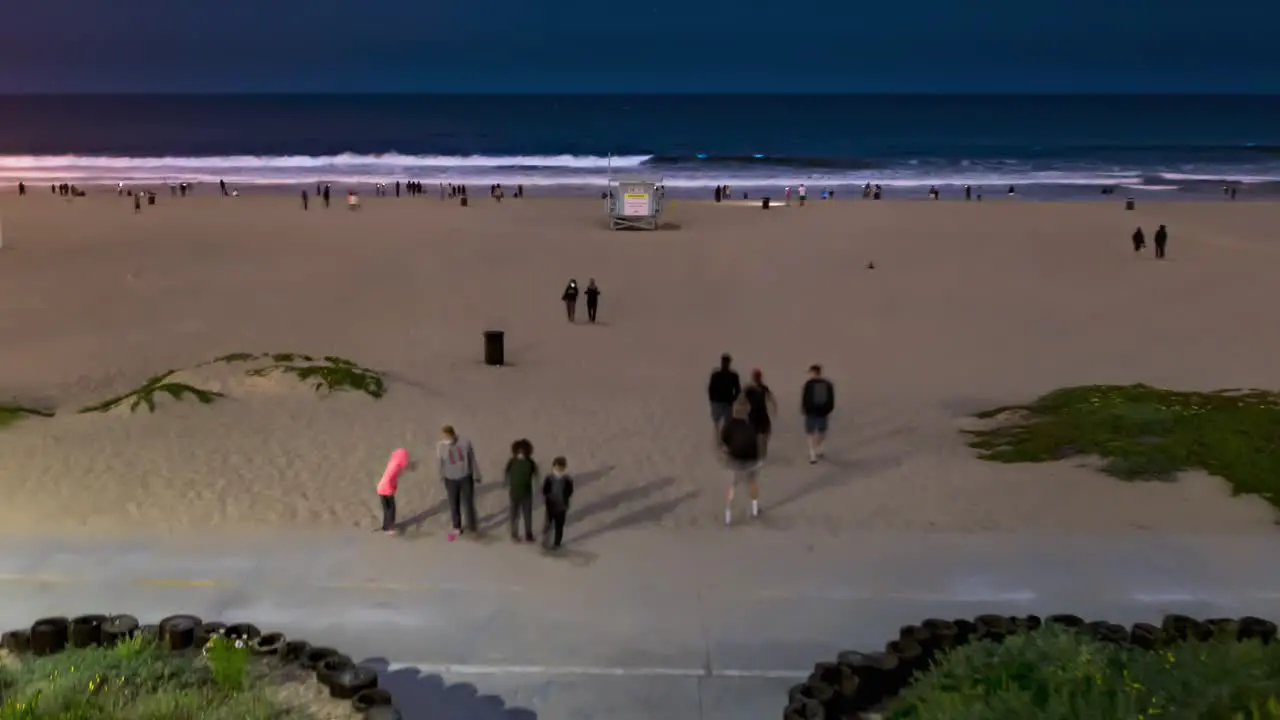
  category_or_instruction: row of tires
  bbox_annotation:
[1,613,402,720]
[784,613,1279,720]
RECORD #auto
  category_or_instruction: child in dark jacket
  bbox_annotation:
[504,439,538,543]
[541,456,575,549]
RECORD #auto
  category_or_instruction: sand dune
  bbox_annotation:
[1,193,1277,537]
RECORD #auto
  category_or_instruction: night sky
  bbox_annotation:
[1,0,1277,93]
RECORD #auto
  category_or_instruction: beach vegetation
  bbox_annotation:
[77,371,224,414]
[886,623,1280,720]
[242,354,386,399]
[0,405,55,429]
[0,633,319,719]
[965,384,1280,507]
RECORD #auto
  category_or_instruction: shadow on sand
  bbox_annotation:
[358,659,538,720]
[765,452,905,515]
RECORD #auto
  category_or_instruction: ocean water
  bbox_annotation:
[0,94,1278,197]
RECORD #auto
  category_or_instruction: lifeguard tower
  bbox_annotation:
[607,178,664,231]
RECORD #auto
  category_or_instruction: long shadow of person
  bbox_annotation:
[358,658,538,720]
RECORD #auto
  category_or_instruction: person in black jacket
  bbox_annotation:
[800,364,835,464]
[1131,227,1145,252]
[719,400,762,525]
[1153,225,1168,259]
[707,354,742,436]
[541,456,575,549]
[562,279,580,322]
[585,279,601,323]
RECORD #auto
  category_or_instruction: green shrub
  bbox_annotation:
[966,384,1280,507]
[887,624,1280,720]
[202,635,249,692]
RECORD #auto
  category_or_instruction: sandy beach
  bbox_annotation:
[1,191,1278,538]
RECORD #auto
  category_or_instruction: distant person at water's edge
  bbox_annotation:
[801,365,835,464]
[707,354,742,436]
[1153,225,1169,259]
[437,425,481,540]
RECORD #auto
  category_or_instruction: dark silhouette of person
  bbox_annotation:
[1230,187,1237,200]
[1153,225,1168,259]
[219,179,227,196]
[301,189,309,210]
[714,185,722,203]
[1131,227,1145,252]
[562,279,580,322]
[585,279,601,323]
[133,193,141,213]
[964,184,971,200]
[18,181,25,196]
[322,184,331,209]
[395,180,401,197]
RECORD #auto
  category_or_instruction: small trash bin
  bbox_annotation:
[1125,198,1135,210]
[761,197,770,209]
[147,194,156,206]
[483,330,504,366]
[460,196,469,207]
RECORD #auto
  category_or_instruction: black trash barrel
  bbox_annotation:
[147,194,156,205]
[483,331,505,366]
[460,196,469,207]
[762,197,770,209]
[1125,197,1135,210]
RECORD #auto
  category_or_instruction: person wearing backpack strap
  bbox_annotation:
[800,364,835,464]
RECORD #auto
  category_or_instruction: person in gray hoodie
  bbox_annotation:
[437,425,481,538]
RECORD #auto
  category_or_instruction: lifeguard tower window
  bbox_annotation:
[607,179,663,230]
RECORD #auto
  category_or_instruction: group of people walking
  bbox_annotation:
[708,355,836,526]
[561,279,602,323]
[374,426,577,549]
[1131,225,1170,259]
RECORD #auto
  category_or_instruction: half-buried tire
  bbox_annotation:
[327,664,378,700]
[352,687,394,711]
[316,654,355,687]
[100,615,140,646]
[30,617,70,656]
[161,618,198,651]
[195,622,228,647]
[2,630,31,654]
[282,640,311,663]
[250,632,286,656]
[70,614,109,648]
[302,646,340,670]
[226,622,262,641]
[364,706,404,720]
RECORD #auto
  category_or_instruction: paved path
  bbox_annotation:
[2,526,1279,719]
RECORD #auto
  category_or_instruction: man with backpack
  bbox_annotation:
[707,353,742,438]
[801,364,835,464]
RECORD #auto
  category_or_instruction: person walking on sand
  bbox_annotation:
[720,399,762,526]
[1153,224,1169,259]
[801,364,835,464]
[134,193,142,213]
[376,448,410,535]
[744,369,777,458]
[585,279,601,323]
[562,279,580,323]
[1131,226,1145,252]
[707,353,742,437]
[505,439,538,543]
[301,189,309,210]
[437,425,481,540]
[541,456,575,550]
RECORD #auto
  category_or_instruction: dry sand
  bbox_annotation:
[1,192,1278,538]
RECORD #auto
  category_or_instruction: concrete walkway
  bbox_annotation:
[2,526,1279,719]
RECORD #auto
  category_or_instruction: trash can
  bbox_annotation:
[1125,198,1135,210]
[147,194,156,206]
[483,330,504,366]
[761,197,770,209]
[460,196,469,207]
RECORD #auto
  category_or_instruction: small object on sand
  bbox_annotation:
[866,261,875,270]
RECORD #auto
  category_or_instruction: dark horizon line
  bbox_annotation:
[1,91,1278,99]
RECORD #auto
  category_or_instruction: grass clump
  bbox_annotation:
[887,623,1280,720]
[0,633,292,720]
[77,371,224,414]
[0,405,55,429]
[243,354,386,399]
[965,384,1280,506]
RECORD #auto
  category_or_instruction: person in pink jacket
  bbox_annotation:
[377,448,410,535]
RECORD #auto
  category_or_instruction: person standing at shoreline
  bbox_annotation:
[437,425,481,540]
[1153,225,1169,259]
[800,364,835,464]
[707,353,742,439]
[1131,227,1145,252]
